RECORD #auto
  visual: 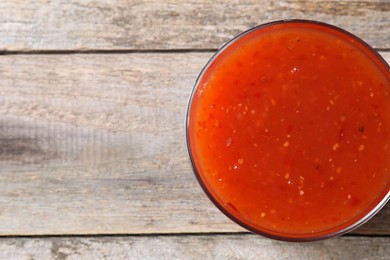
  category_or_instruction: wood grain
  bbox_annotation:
[0,0,389,51]
[0,52,389,236]
[0,235,389,260]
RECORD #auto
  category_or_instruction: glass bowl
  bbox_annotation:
[185,20,390,241]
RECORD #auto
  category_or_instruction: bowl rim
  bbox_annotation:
[185,19,390,242]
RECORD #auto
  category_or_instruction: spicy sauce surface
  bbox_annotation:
[188,22,390,238]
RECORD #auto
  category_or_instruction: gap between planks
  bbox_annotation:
[0,231,388,239]
[0,48,390,56]
[0,49,220,56]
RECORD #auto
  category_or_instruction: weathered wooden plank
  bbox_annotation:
[0,0,389,51]
[0,52,389,235]
[0,235,388,260]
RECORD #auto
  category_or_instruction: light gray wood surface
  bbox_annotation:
[0,234,389,260]
[0,0,389,258]
[0,52,389,236]
[0,0,389,51]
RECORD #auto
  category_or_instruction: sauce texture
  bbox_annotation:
[187,21,390,239]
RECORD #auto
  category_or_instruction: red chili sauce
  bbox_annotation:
[188,22,390,239]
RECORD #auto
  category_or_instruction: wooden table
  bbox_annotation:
[0,1,389,259]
